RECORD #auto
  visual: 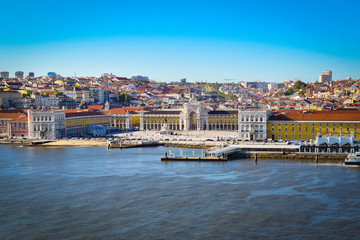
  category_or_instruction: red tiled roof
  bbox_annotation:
[66,111,107,118]
[144,110,182,115]
[0,112,27,121]
[122,107,153,112]
[65,109,83,113]
[127,111,138,114]
[16,115,28,121]
[109,107,155,115]
[0,109,27,113]
[110,108,127,115]
[87,105,104,110]
[208,110,238,115]
[269,109,360,121]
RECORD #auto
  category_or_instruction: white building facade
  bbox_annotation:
[32,93,60,107]
[27,108,66,139]
[238,105,269,141]
[319,70,332,83]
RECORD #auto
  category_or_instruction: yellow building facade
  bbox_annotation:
[66,113,110,136]
[207,114,238,130]
[140,108,239,131]
[111,115,129,129]
[142,110,182,130]
[268,122,360,141]
[268,108,360,141]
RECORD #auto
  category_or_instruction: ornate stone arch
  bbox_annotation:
[319,142,328,152]
[341,142,351,153]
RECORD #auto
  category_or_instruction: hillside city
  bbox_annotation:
[1,70,360,148]
[1,70,358,111]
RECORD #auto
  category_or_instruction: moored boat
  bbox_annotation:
[344,152,360,166]
[160,151,228,162]
[107,139,162,149]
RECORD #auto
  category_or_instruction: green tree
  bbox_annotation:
[21,90,33,98]
[118,93,132,103]
[284,88,295,96]
[293,80,307,92]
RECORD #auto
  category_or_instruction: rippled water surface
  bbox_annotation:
[1,145,360,239]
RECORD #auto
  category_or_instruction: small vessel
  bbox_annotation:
[137,140,161,147]
[107,139,162,149]
[344,152,360,166]
[160,151,228,162]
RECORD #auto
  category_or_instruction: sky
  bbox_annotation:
[1,0,360,82]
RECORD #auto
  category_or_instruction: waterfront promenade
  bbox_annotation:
[41,130,238,147]
[2,130,352,162]
[1,130,286,149]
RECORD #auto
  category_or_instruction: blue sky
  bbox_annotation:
[1,0,359,82]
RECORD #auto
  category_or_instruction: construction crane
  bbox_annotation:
[224,79,235,85]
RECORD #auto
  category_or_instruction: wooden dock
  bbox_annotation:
[161,156,228,162]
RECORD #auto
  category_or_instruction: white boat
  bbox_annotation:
[344,152,360,166]
[138,140,159,146]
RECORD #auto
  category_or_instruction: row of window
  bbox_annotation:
[273,133,359,141]
[11,133,26,137]
[113,117,126,123]
[32,113,65,122]
[239,133,266,139]
[11,122,27,130]
[33,124,53,131]
[271,123,358,133]
[240,115,264,122]
[208,117,237,123]
[144,117,180,123]
[240,125,265,132]
[144,117,238,124]
[276,134,316,140]
[33,116,53,122]
[66,117,109,127]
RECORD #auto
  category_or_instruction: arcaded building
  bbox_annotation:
[268,109,360,141]
[139,102,238,131]
[140,103,208,131]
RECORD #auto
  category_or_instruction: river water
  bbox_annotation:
[1,145,360,239]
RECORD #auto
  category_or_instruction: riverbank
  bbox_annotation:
[1,137,349,162]
[0,139,108,146]
[42,139,107,146]
[41,130,238,147]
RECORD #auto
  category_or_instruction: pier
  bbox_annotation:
[160,156,228,162]
[160,151,227,162]
[29,140,55,145]
[107,140,163,149]
[205,146,239,158]
[0,139,55,146]
[161,142,347,162]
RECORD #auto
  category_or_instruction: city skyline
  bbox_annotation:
[1,0,360,82]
